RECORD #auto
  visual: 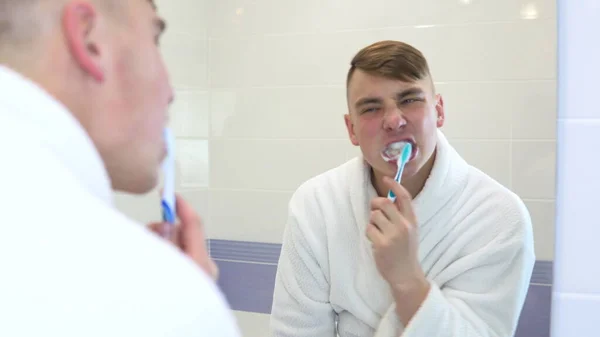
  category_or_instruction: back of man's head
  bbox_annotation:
[0,0,175,195]
[0,1,44,59]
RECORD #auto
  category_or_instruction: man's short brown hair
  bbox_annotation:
[347,40,432,87]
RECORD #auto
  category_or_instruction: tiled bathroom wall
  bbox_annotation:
[551,1,600,336]
[116,1,557,336]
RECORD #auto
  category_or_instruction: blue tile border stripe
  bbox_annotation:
[211,240,553,337]
[209,239,553,285]
[209,239,281,264]
[531,260,553,285]
[215,260,277,314]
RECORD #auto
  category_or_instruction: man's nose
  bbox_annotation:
[382,107,407,130]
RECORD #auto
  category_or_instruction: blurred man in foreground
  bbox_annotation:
[0,1,240,336]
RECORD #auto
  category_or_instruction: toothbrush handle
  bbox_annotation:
[387,159,406,202]
[162,200,176,224]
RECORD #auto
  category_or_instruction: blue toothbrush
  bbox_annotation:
[161,128,177,225]
[383,142,412,202]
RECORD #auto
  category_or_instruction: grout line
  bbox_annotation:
[552,292,600,300]
[509,126,514,190]
[206,37,212,94]
[530,283,553,287]
[206,79,556,91]
[205,37,214,189]
[557,118,600,123]
[172,89,210,93]
[210,188,293,193]
[179,187,294,193]
[511,139,556,142]
[180,187,293,193]
[207,18,556,39]
[521,198,555,203]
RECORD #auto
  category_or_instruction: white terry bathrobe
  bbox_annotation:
[270,129,535,337]
[0,65,241,337]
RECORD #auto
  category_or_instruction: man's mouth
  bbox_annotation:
[382,139,417,162]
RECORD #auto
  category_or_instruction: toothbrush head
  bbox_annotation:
[381,141,412,163]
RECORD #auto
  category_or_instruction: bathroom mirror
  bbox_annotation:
[115,1,556,336]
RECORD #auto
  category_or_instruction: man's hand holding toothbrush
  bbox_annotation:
[148,194,219,281]
[366,176,430,327]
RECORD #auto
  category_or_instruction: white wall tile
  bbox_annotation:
[156,0,208,38]
[208,0,555,37]
[113,191,162,225]
[525,200,555,260]
[510,81,557,140]
[346,144,363,161]
[555,2,600,120]
[209,139,350,191]
[209,20,555,89]
[414,20,556,82]
[207,190,291,242]
[209,87,348,139]
[449,140,511,188]
[511,141,556,199]
[161,34,208,89]
[439,81,556,140]
[176,139,210,188]
[553,1,600,333]
[177,189,211,227]
[208,33,362,88]
[438,83,512,140]
[170,91,210,138]
[233,311,271,337]
[551,293,600,337]
[553,120,600,294]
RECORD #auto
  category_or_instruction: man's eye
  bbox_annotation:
[363,107,379,113]
[402,98,419,104]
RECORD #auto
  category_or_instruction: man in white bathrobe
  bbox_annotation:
[270,40,536,337]
[0,1,240,336]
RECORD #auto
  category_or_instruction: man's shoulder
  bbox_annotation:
[0,182,241,336]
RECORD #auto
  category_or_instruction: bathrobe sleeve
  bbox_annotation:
[269,194,336,337]
[375,204,536,337]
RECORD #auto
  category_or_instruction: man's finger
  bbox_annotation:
[209,260,220,280]
[370,209,394,234]
[383,176,416,224]
[174,194,211,270]
[371,198,403,231]
[366,222,384,246]
[175,194,202,229]
[148,222,181,245]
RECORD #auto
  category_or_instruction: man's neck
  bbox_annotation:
[372,149,437,199]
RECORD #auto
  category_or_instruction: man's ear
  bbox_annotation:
[435,94,445,128]
[62,2,104,82]
[344,113,359,146]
